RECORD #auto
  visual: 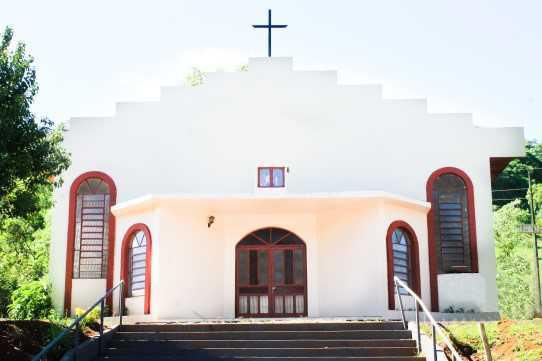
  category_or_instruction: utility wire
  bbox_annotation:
[492,188,529,192]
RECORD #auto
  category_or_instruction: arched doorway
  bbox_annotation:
[235,227,307,317]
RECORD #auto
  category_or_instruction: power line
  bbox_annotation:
[492,188,529,192]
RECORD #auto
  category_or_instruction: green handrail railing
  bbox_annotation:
[32,280,124,361]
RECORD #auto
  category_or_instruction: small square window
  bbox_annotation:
[258,167,285,188]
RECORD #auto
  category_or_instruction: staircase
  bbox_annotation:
[98,321,426,360]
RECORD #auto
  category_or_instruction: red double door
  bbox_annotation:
[235,227,307,317]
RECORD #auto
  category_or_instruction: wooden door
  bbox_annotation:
[235,227,307,317]
[270,246,307,316]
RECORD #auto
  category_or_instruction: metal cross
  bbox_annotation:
[252,9,287,57]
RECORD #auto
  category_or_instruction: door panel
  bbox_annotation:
[271,248,306,316]
[237,249,270,316]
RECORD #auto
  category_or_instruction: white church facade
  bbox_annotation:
[50,57,524,320]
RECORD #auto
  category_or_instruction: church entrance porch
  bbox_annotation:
[235,227,307,317]
[110,192,433,320]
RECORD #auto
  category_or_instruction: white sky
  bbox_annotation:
[2,0,540,140]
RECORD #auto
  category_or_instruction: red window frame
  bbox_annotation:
[64,171,117,315]
[258,167,286,188]
[426,166,478,312]
[386,221,421,310]
[120,223,152,315]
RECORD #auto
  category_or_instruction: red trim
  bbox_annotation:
[386,221,421,310]
[257,167,286,188]
[64,171,117,315]
[120,223,152,315]
[489,157,516,184]
[426,167,478,312]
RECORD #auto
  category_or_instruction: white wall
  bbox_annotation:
[111,209,157,317]
[317,201,431,317]
[71,279,106,315]
[50,57,524,315]
[438,274,488,312]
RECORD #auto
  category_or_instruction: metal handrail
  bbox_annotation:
[394,276,462,361]
[33,280,125,361]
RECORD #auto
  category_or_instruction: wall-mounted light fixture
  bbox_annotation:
[208,216,215,228]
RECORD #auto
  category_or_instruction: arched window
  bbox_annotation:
[73,178,112,279]
[128,231,147,297]
[429,170,477,273]
[392,228,414,292]
[426,167,478,312]
[121,224,152,314]
[387,221,420,310]
[65,172,117,314]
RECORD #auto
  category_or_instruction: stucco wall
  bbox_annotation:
[50,57,524,316]
[70,279,106,315]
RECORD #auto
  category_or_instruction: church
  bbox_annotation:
[49,55,524,320]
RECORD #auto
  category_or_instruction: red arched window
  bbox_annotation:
[64,172,116,314]
[121,224,152,315]
[426,167,478,311]
[386,221,421,310]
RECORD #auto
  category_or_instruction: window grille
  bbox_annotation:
[392,228,413,295]
[432,173,471,273]
[73,178,110,279]
[128,231,147,297]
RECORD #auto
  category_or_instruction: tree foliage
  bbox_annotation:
[493,140,542,207]
[185,67,205,87]
[0,186,52,317]
[7,279,53,320]
[0,27,68,319]
[494,200,535,319]
[0,26,70,228]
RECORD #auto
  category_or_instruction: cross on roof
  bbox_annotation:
[252,9,288,57]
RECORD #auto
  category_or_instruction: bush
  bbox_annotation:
[7,279,54,320]
[75,306,101,331]
[494,200,536,319]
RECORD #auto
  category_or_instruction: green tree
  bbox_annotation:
[0,186,51,317]
[494,200,536,319]
[493,140,542,207]
[185,67,205,87]
[184,64,248,87]
[0,26,70,229]
[0,26,69,318]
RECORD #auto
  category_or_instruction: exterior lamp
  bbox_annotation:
[208,216,215,228]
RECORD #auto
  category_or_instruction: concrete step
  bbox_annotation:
[103,346,418,357]
[113,330,413,340]
[98,356,426,361]
[109,339,417,348]
[119,322,404,332]
[98,322,425,361]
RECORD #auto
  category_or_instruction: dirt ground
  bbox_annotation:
[0,320,90,361]
[448,319,542,361]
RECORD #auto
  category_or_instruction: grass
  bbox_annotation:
[421,319,542,361]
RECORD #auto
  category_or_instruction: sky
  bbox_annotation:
[1,0,541,140]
